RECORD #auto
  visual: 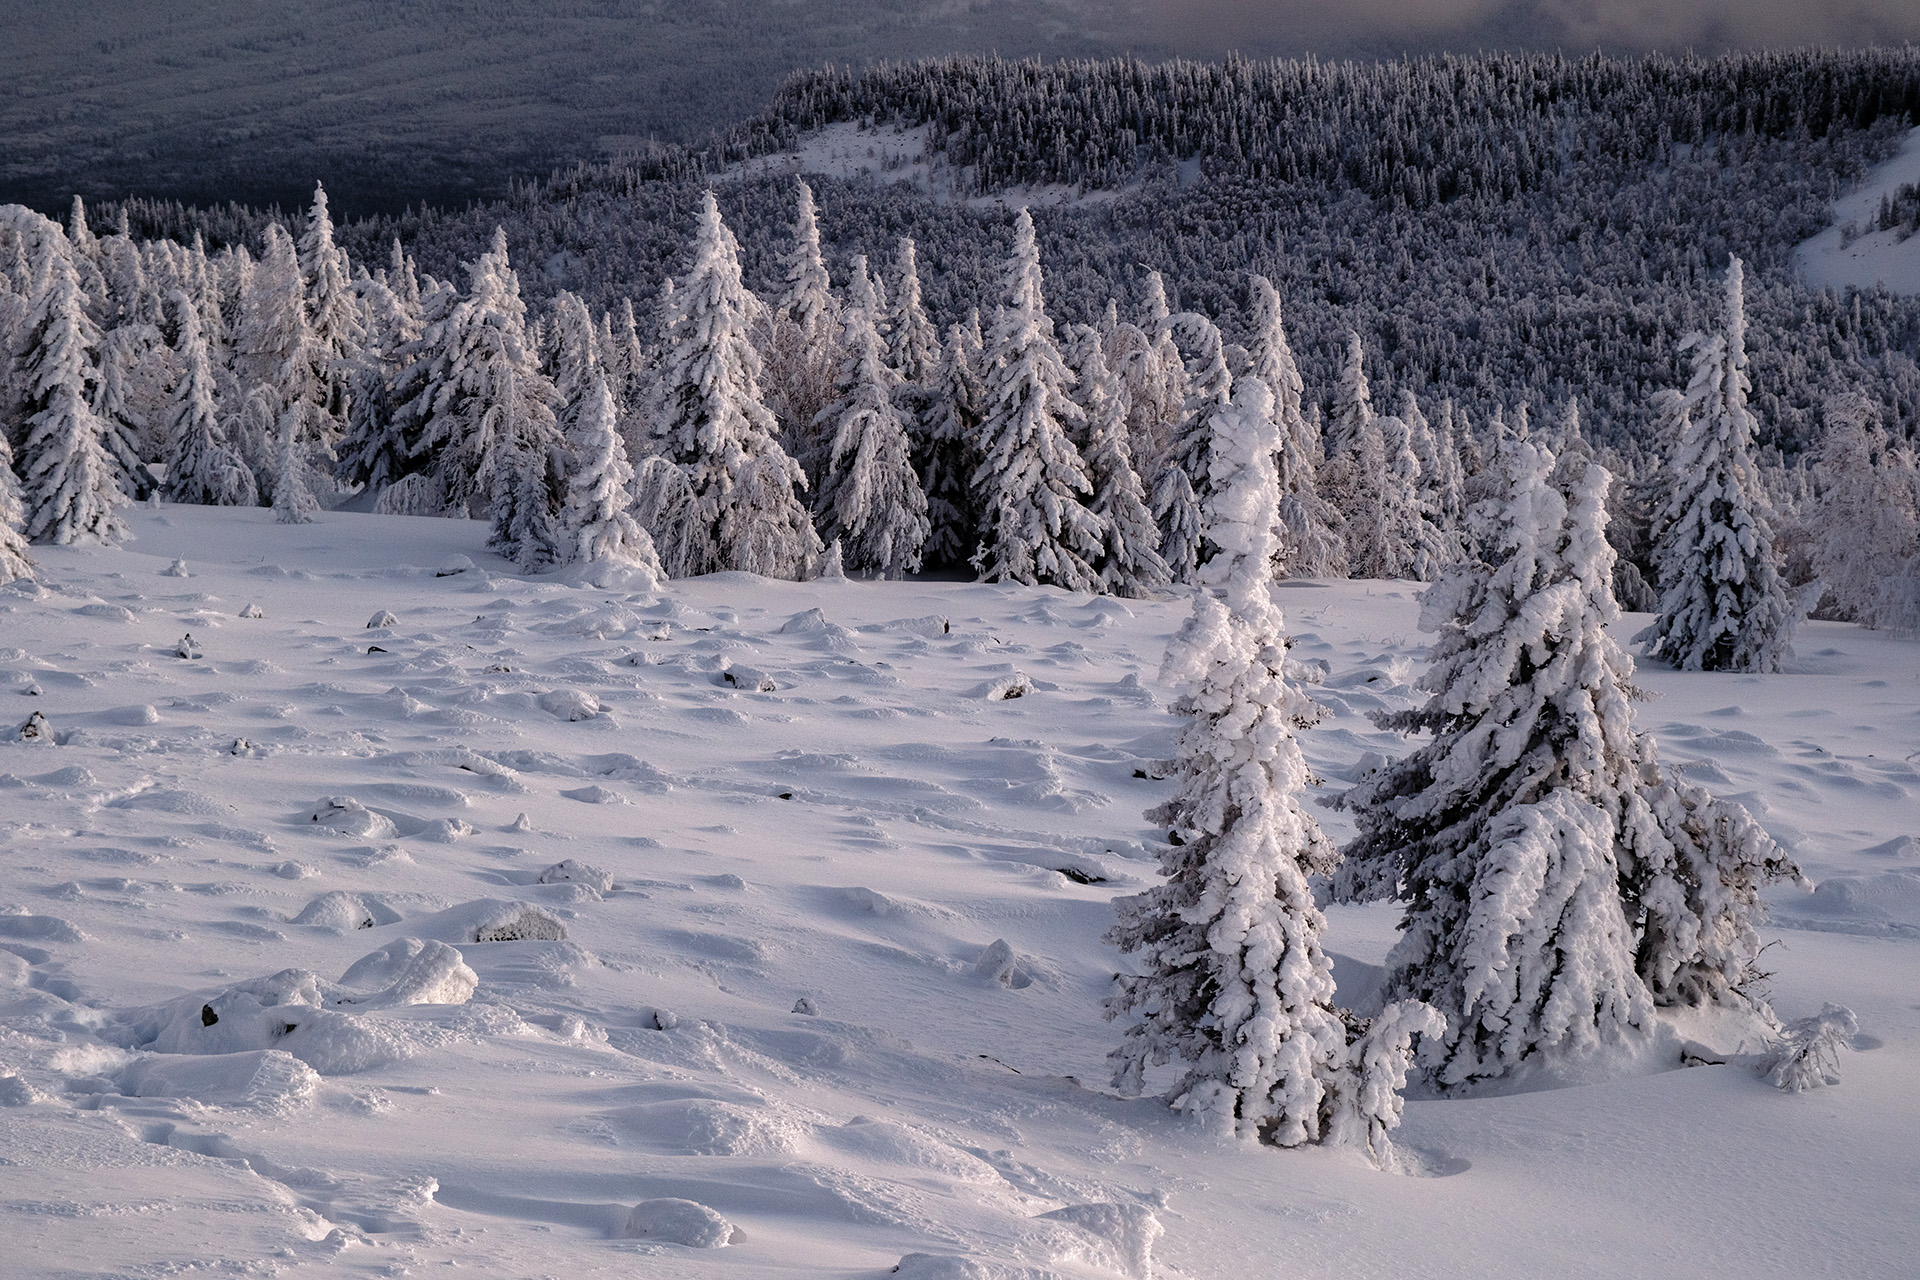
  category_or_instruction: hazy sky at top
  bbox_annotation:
[1140,0,1920,55]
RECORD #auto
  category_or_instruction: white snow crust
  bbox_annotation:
[0,503,1914,1277]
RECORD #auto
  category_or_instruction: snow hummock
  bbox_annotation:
[0,502,1914,1277]
[1795,125,1920,294]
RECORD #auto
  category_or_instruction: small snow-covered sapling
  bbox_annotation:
[1762,1004,1859,1093]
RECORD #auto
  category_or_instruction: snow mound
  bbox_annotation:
[618,1198,739,1247]
[559,784,625,805]
[973,939,1034,988]
[1772,871,1920,935]
[0,912,86,943]
[120,968,408,1074]
[304,796,400,839]
[112,786,227,815]
[980,673,1034,701]
[406,898,568,943]
[367,610,399,629]
[816,1118,1002,1182]
[335,939,479,1007]
[600,1097,805,1156]
[1029,1202,1163,1280]
[292,891,402,932]
[118,1048,319,1111]
[538,689,603,721]
[537,859,613,891]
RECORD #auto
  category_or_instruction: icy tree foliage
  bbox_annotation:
[1110,377,1431,1158]
[558,374,663,585]
[1249,275,1345,578]
[388,228,558,531]
[298,181,362,436]
[764,179,842,484]
[1807,393,1920,631]
[16,233,130,547]
[1077,336,1169,597]
[814,256,930,579]
[970,210,1104,591]
[1151,312,1232,583]
[0,429,34,583]
[1337,439,1798,1086]
[919,315,984,570]
[1761,1004,1858,1092]
[162,292,257,508]
[1642,258,1797,673]
[644,193,818,580]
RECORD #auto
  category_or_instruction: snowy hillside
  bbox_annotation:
[1,506,1916,1278]
[1795,125,1920,295]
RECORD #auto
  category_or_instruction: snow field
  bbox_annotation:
[0,503,1915,1277]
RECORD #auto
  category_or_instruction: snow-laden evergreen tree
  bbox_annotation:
[763,179,842,485]
[1807,392,1920,630]
[887,237,942,402]
[388,228,560,532]
[1109,375,1433,1157]
[334,267,418,496]
[16,237,130,546]
[272,415,320,524]
[920,314,984,570]
[1641,257,1797,672]
[0,430,34,584]
[1336,439,1798,1085]
[1248,275,1345,578]
[970,210,1104,591]
[814,256,929,579]
[558,374,663,585]
[544,290,602,417]
[641,193,819,580]
[1078,336,1170,596]
[162,292,257,507]
[1327,331,1373,458]
[230,222,320,500]
[1151,312,1232,583]
[298,182,361,438]
[1400,389,1462,567]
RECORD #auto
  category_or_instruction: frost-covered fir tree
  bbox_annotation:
[641,193,819,580]
[1327,331,1373,458]
[1641,258,1797,673]
[0,430,35,584]
[16,237,130,546]
[1109,376,1434,1157]
[1807,393,1920,630]
[1151,313,1232,583]
[920,315,984,570]
[162,293,257,507]
[298,182,361,434]
[815,256,929,579]
[1078,337,1170,596]
[272,415,320,524]
[230,223,321,500]
[334,265,419,496]
[763,180,842,485]
[887,238,942,402]
[970,210,1104,591]
[558,374,663,585]
[1336,439,1797,1085]
[1248,276,1345,578]
[388,228,561,536]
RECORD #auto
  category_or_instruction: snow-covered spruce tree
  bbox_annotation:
[1641,257,1797,673]
[1337,439,1798,1085]
[1248,275,1345,578]
[1326,331,1373,458]
[272,414,321,524]
[642,192,819,580]
[1399,389,1462,569]
[387,228,561,537]
[162,292,257,507]
[763,179,842,486]
[298,182,362,436]
[334,266,418,496]
[0,430,35,584]
[1334,439,1655,1085]
[1109,376,1434,1158]
[887,237,942,409]
[1151,312,1232,583]
[558,374,663,585]
[1078,335,1170,596]
[920,314,984,570]
[814,256,929,579]
[1808,392,1920,630]
[16,237,131,546]
[970,210,1105,591]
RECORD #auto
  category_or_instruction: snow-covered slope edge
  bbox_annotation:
[1795,125,1920,294]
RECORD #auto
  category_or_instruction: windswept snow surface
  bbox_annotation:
[1795,125,1920,294]
[0,505,1916,1278]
